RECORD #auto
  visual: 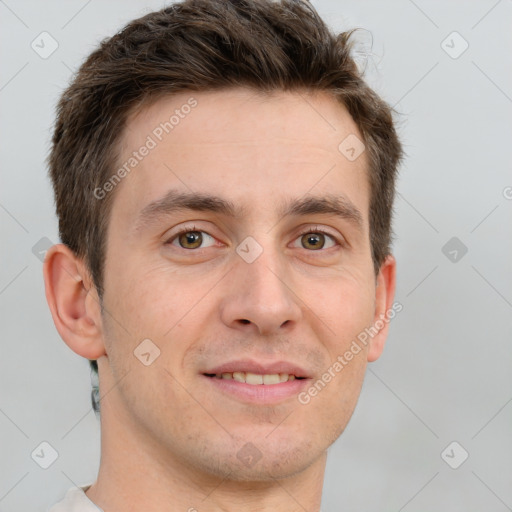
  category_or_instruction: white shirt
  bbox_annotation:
[48,484,103,511]
[49,484,325,511]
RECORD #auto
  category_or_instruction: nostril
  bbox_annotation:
[240,319,250,324]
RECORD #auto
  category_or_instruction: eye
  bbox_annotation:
[167,228,217,250]
[166,226,341,252]
[292,228,339,251]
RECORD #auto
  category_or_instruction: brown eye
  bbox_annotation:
[178,231,203,249]
[301,233,325,250]
[291,229,338,251]
[168,228,216,250]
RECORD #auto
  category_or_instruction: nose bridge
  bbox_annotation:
[242,246,287,299]
[220,235,302,335]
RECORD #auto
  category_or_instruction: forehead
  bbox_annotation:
[111,88,370,230]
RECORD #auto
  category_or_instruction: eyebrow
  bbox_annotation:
[133,189,364,234]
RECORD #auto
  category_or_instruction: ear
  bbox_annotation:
[367,254,397,362]
[43,243,106,360]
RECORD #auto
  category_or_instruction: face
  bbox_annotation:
[98,87,388,481]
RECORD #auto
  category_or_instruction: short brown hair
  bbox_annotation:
[49,0,403,301]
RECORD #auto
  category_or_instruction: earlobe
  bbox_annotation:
[367,254,397,363]
[43,244,106,360]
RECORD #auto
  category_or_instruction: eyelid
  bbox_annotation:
[165,223,345,251]
[166,224,218,248]
[293,225,343,249]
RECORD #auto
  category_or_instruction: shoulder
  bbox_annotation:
[48,485,102,512]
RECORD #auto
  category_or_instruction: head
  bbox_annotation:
[44,0,403,482]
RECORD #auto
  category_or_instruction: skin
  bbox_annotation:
[44,87,396,512]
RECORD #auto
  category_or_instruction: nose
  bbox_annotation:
[219,246,303,336]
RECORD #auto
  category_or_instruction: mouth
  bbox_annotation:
[201,360,311,404]
[203,372,306,385]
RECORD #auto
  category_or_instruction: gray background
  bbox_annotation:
[1,0,511,510]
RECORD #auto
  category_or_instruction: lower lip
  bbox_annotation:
[202,375,310,404]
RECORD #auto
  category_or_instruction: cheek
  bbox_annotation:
[104,262,180,335]
[313,272,375,348]
[306,273,374,404]
[101,263,216,385]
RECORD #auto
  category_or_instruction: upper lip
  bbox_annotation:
[204,359,311,379]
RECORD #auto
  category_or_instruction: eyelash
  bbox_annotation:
[166,225,343,250]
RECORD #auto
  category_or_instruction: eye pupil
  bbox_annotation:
[179,231,202,249]
[302,233,324,250]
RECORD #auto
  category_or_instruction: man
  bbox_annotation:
[44,0,403,510]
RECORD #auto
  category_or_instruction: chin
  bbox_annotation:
[192,432,324,482]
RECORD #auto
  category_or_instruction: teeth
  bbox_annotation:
[233,371,245,383]
[245,372,263,385]
[263,374,280,385]
[212,372,298,385]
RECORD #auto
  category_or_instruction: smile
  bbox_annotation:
[204,372,305,385]
[202,371,310,404]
